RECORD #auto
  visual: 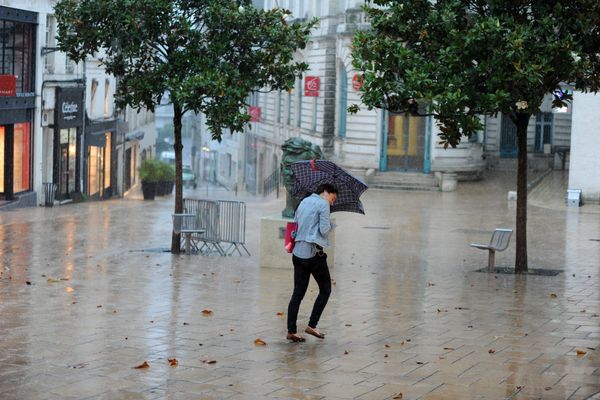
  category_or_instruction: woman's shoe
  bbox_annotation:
[304,326,325,339]
[286,333,306,342]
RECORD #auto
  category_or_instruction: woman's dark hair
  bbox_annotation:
[316,183,338,194]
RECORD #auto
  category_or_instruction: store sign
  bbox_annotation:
[248,106,261,122]
[304,76,320,97]
[0,75,16,96]
[352,74,364,91]
[56,87,84,127]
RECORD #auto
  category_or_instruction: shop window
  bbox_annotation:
[13,122,30,193]
[0,126,4,192]
[58,127,77,197]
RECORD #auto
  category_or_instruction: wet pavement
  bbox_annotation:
[0,172,599,400]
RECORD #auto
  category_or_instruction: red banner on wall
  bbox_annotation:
[248,106,261,122]
[0,75,16,97]
[304,76,320,97]
[352,74,364,91]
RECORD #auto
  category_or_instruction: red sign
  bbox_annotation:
[248,106,261,122]
[304,76,320,97]
[0,75,16,97]
[352,74,364,91]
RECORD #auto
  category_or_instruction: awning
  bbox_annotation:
[125,130,145,141]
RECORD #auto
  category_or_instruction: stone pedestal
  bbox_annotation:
[441,172,458,192]
[259,214,335,269]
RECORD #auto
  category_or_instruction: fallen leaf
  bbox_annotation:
[400,341,405,345]
[345,324,352,327]
[545,387,552,391]
[96,305,103,308]
[254,338,267,346]
[443,347,455,351]
[576,349,587,357]
[550,293,557,298]
[168,358,178,366]
[516,385,524,390]
[134,361,150,369]
[385,344,391,348]
[454,307,470,310]
[393,394,403,399]
[26,281,31,285]
[202,309,213,316]
[428,282,435,287]
[580,310,586,313]
[183,322,189,325]
[276,312,284,317]
[384,354,389,358]
[488,349,496,354]
[203,360,217,364]
[47,277,61,283]
[344,350,349,355]
[416,361,424,365]
[406,339,411,342]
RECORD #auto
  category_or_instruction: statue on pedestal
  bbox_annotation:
[281,138,323,218]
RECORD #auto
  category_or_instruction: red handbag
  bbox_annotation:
[284,222,298,253]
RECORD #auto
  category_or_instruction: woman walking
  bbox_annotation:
[286,183,338,342]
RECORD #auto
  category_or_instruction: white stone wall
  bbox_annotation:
[569,92,600,202]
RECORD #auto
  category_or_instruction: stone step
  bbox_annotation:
[369,172,438,191]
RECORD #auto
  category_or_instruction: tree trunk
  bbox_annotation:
[171,102,184,254]
[514,113,530,273]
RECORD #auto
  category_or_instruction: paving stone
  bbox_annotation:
[0,173,599,399]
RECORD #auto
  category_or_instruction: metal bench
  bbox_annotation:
[172,213,206,254]
[470,228,513,272]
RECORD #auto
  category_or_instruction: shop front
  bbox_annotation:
[86,119,116,200]
[53,87,84,200]
[0,6,36,203]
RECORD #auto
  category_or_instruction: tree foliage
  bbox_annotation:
[56,0,316,253]
[352,0,600,272]
[352,0,600,147]
[55,0,316,140]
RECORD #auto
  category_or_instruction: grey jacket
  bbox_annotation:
[294,193,332,248]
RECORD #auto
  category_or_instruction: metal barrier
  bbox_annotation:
[216,200,250,256]
[183,198,250,256]
[42,182,57,207]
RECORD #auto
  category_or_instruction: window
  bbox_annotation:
[338,67,347,138]
[286,90,292,125]
[276,92,282,123]
[104,79,110,117]
[13,122,30,193]
[44,15,55,73]
[65,55,75,74]
[535,113,553,152]
[296,77,302,128]
[0,19,35,93]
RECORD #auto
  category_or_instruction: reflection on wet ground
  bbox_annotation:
[0,171,598,399]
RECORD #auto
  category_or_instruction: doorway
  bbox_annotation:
[384,113,426,171]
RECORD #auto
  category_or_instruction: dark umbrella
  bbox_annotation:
[290,160,368,214]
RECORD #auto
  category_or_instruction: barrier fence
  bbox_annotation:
[183,198,250,256]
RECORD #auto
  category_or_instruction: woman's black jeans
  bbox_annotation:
[287,253,332,334]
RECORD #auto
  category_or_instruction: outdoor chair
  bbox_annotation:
[470,228,513,272]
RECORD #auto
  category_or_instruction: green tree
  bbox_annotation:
[55,0,316,253]
[352,0,600,273]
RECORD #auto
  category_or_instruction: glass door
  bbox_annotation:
[386,113,425,171]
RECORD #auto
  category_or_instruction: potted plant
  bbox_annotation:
[157,161,175,196]
[139,159,160,200]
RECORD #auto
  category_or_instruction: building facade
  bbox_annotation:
[0,4,38,206]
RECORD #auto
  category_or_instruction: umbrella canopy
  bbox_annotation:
[290,160,368,214]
